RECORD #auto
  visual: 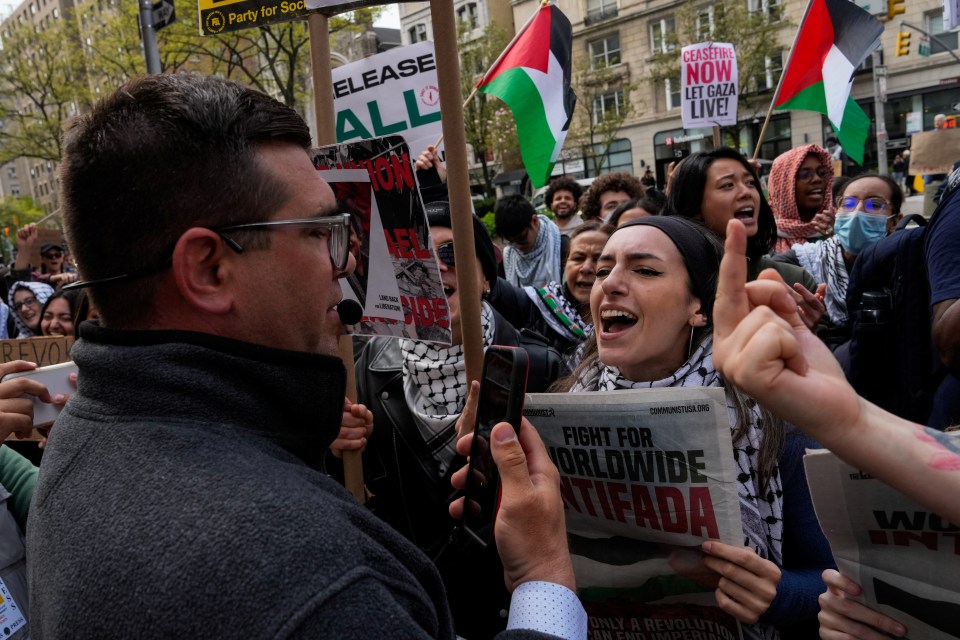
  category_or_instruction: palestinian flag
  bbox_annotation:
[477,3,576,189]
[774,0,882,164]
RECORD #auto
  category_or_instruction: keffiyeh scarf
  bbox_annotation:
[769,145,834,253]
[504,214,562,287]
[573,337,784,640]
[399,301,496,471]
[792,235,849,324]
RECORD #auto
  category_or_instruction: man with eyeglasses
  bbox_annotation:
[495,195,569,288]
[27,74,584,639]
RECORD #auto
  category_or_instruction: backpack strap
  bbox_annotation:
[896,214,927,231]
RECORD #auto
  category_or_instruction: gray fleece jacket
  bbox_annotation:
[27,327,463,638]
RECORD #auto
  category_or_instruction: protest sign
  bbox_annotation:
[805,448,960,640]
[0,337,73,367]
[681,43,738,130]
[907,129,960,175]
[312,136,451,344]
[332,42,444,160]
[525,388,744,640]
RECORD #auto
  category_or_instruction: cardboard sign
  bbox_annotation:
[1,336,74,441]
[680,42,738,129]
[332,42,443,161]
[908,129,960,175]
[0,336,74,367]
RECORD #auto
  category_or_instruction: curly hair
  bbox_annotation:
[545,177,584,211]
[579,172,645,220]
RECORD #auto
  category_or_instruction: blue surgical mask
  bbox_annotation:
[834,212,890,254]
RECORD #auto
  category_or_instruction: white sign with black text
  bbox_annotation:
[680,42,739,130]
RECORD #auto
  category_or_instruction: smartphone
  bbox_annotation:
[459,346,529,549]
[6,361,77,427]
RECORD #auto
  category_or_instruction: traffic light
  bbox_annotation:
[888,0,905,19]
[895,31,911,56]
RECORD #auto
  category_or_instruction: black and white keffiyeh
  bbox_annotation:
[399,301,496,471]
[792,236,849,324]
[573,337,784,640]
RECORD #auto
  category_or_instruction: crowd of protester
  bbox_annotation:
[0,74,957,640]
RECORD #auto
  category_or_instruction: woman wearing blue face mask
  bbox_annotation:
[773,174,902,331]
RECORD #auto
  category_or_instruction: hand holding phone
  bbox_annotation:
[6,360,77,428]
[459,346,529,548]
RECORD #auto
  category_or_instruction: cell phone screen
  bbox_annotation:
[461,347,528,546]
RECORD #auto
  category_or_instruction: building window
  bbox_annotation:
[585,0,617,24]
[696,5,723,40]
[408,23,427,43]
[589,34,621,69]
[664,77,681,110]
[593,90,624,124]
[52,7,59,18]
[927,12,958,54]
[650,18,676,55]
[456,2,478,29]
[748,0,781,21]
[755,51,782,91]
[29,3,36,14]
[587,138,633,176]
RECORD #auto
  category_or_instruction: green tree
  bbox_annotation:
[646,0,788,146]
[0,195,45,229]
[458,21,510,197]
[567,54,637,176]
[0,17,90,163]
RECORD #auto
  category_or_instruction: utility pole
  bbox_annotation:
[873,49,888,175]
[138,0,162,74]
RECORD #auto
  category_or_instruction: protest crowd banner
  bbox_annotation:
[525,388,745,640]
[332,42,444,162]
[313,136,451,344]
[805,447,960,640]
[680,43,739,130]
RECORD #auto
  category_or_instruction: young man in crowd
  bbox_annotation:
[544,177,584,235]
[495,194,569,288]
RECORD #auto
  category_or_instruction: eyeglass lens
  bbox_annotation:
[14,297,37,311]
[43,251,62,259]
[436,242,456,267]
[797,167,829,181]
[840,196,887,213]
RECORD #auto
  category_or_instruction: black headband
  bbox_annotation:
[611,216,721,319]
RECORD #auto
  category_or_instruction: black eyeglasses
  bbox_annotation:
[13,296,38,312]
[213,214,350,271]
[42,251,63,259]
[63,213,351,291]
[838,196,893,214]
[796,167,830,182]
[436,241,456,268]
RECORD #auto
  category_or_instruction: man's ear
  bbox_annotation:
[170,228,234,315]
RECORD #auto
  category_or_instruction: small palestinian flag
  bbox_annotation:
[774,0,882,164]
[477,3,576,189]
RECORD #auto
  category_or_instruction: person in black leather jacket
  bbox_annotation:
[356,202,565,639]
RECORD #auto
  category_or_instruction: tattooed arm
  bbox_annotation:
[713,219,960,524]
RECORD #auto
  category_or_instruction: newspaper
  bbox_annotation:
[805,448,960,640]
[525,388,744,640]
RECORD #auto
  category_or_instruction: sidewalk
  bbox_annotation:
[902,194,924,217]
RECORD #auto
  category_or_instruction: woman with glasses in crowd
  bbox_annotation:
[772,175,903,339]
[767,145,837,253]
[8,282,54,338]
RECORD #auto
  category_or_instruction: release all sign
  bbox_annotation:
[680,42,739,130]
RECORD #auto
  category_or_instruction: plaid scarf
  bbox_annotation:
[769,145,834,253]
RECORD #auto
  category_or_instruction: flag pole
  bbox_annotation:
[433,0,551,150]
[751,0,816,161]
